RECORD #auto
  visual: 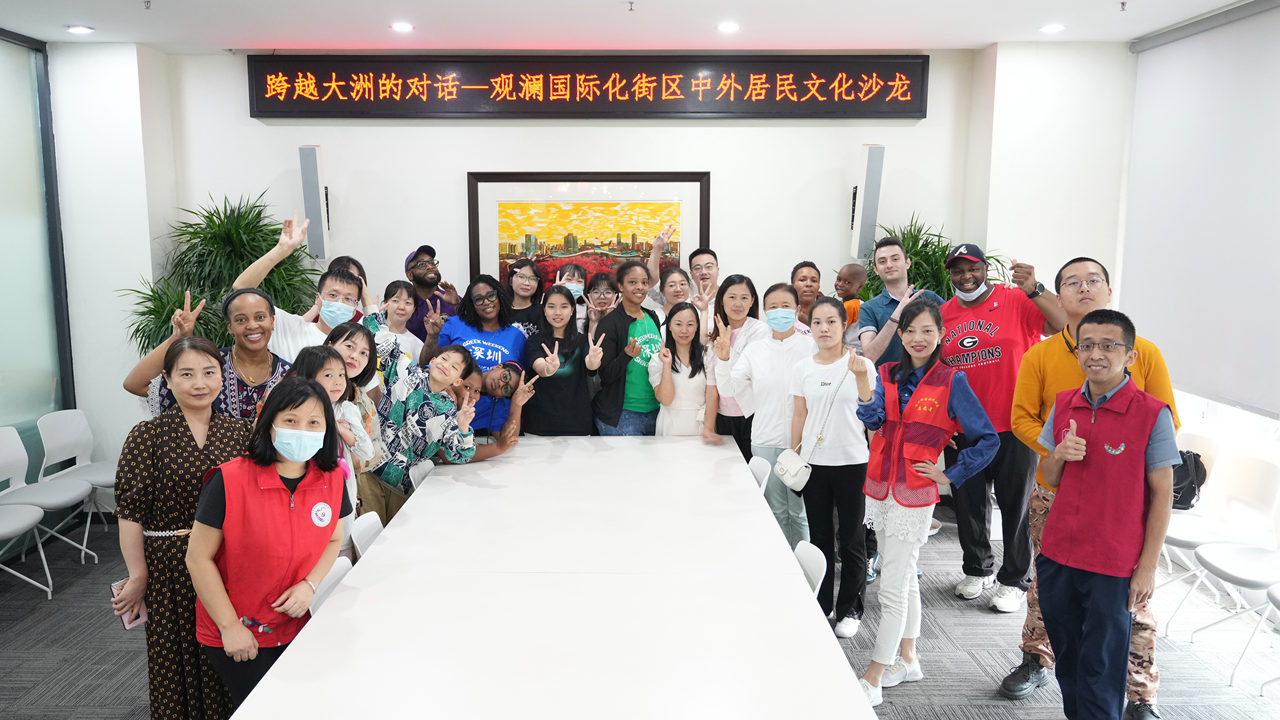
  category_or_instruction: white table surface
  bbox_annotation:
[233,437,873,719]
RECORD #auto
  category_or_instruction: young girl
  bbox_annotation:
[380,280,425,365]
[187,377,350,711]
[789,297,876,639]
[852,298,998,707]
[593,261,663,436]
[705,274,769,460]
[323,322,388,518]
[506,258,544,338]
[648,302,710,437]
[523,285,603,436]
[724,283,816,547]
[652,266,692,325]
[581,271,619,338]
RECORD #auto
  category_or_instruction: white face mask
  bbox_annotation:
[952,282,989,303]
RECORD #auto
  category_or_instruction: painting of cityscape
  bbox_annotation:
[496,201,683,286]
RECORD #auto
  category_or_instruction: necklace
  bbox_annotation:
[232,347,269,385]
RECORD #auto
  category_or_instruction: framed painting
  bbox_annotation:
[467,172,710,287]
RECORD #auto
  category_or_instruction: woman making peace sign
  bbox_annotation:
[522,286,602,435]
[592,261,663,436]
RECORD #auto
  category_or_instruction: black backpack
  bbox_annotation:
[1172,450,1208,510]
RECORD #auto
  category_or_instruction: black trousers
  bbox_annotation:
[203,643,289,710]
[946,430,1036,590]
[801,463,868,619]
[715,413,754,463]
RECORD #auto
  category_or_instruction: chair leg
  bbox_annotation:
[0,529,53,599]
[1164,568,1207,637]
[1228,605,1271,687]
[81,505,94,564]
[1263,674,1280,696]
[1161,545,1171,573]
[37,512,98,564]
[1190,601,1268,643]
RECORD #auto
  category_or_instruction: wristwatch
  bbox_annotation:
[1026,282,1045,299]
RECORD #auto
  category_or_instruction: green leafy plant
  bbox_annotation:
[860,214,1009,301]
[120,194,318,353]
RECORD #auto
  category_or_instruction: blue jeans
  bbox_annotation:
[750,444,809,548]
[595,409,658,436]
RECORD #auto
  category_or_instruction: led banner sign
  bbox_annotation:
[247,54,928,120]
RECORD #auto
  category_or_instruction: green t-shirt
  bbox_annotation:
[622,313,662,412]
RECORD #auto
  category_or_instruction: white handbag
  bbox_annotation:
[774,365,849,492]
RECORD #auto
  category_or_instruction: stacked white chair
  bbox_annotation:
[1260,583,1280,696]
[351,511,384,559]
[0,427,53,599]
[747,456,771,494]
[793,540,826,597]
[310,555,352,613]
[0,425,96,565]
[36,410,116,562]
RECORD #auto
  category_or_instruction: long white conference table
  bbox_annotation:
[234,436,873,718]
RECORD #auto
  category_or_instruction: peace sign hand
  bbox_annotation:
[654,224,675,248]
[585,333,605,370]
[540,341,562,376]
[511,371,537,407]
[171,290,206,338]
[423,298,445,335]
[275,212,309,254]
[624,337,642,358]
[712,316,731,361]
[455,388,477,432]
[553,270,566,287]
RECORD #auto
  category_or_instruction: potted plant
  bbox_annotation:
[121,194,318,354]
[860,214,1009,301]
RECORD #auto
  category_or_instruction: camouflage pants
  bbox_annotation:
[1021,483,1159,704]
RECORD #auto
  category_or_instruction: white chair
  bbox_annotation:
[1261,583,1280,696]
[351,512,384,559]
[1175,430,1220,481]
[1160,453,1280,632]
[0,426,96,565]
[310,556,352,613]
[748,456,771,493]
[1185,543,1280,686]
[36,410,115,562]
[0,436,53,599]
[794,540,826,597]
[408,461,433,491]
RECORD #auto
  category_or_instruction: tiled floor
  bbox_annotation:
[2,515,1279,719]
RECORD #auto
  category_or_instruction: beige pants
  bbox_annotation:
[356,471,408,526]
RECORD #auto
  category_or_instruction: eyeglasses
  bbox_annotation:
[1075,341,1130,354]
[471,290,500,305]
[499,368,516,397]
[512,273,538,283]
[322,290,359,306]
[588,289,616,299]
[1061,277,1106,293]
[690,262,717,273]
[409,259,439,270]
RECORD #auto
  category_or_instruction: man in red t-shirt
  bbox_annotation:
[940,244,1067,613]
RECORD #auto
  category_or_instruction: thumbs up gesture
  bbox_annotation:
[1054,419,1087,462]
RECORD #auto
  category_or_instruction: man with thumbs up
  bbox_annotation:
[1033,309,1180,720]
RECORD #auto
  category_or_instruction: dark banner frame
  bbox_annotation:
[249,54,928,120]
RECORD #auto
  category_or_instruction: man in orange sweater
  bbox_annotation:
[1000,257,1179,720]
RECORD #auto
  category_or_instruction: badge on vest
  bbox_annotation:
[913,397,941,413]
[311,502,333,527]
[1105,443,1126,455]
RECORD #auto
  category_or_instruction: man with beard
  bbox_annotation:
[938,244,1066,614]
[404,244,461,341]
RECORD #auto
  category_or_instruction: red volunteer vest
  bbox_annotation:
[1040,380,1166,577]
[865,362,960,508]
[195,456,345,647]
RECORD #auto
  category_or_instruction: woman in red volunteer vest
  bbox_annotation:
[186,376,351,710]
[851,298,999,708]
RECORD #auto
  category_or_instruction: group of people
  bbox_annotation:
[109,213,1179,720]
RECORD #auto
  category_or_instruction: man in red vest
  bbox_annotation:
[1035,309,1180,720]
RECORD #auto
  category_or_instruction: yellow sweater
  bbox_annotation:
[1011,326,1181,490]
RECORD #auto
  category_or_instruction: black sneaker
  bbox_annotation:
[999,652,1050,699]
[1124,702,1161,719]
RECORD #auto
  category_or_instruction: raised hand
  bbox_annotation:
[658,347,673,368]
[848,350,869,377]
[1054,419,1087,462]
[712,316,731,361]
[540,341,562,376]
[171,290,206,338]
[911,461,950,485]
[553,270,566,287]
[437,281,460,306]
[624,337,642,358]
[511,371,537,407]
[654,224,675,248]
[585,333,605,369]
[275,212,310,254]
[455,388,477,431]
[691,285,711,313]
[423,298,445,335]
[1010,258,1038,295]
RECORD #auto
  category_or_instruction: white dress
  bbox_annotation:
[647,351,708,436]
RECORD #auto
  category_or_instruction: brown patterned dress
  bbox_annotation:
[115,408,251,720]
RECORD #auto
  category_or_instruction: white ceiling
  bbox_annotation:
[2,0,1243,53]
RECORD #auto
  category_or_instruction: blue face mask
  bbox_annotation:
[564,282,584,301]
[320,300,356,327]
[272,426,325,463]
[764,308,797,332]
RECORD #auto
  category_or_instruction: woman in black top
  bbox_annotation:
[591,261,663,436]
[505,258,544,338]
[522,286,603,435]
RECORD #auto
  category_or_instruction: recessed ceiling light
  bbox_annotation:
[1040,23,1065,34]
[390,22,415,33]
[717,20,740,34]
[66,25,95,35]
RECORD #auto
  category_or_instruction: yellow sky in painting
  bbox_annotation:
[497,202,681,243]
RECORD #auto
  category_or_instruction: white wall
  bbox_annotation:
[983,43,1135,278]
[48,43,153,460]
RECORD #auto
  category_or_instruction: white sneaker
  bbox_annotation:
[859,678,883,707]
[989,584,1027,613]
[928,518,942,536]
[954,574,996,599]
[834,611,862,638]
[881,655,924,688]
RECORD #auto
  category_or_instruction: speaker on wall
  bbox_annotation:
[850,144,885,260]
[298,145,329,259]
